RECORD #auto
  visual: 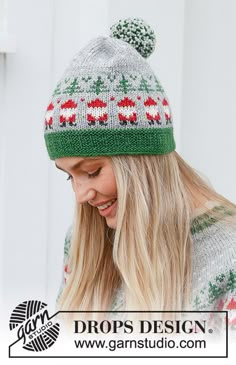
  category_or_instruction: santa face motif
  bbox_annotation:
[144,97,161,125]
[45,103,54,129]
[60,99,78,127]
[117,97,137,125]
[162,98,171,123]
[87,98,108,126]
[55,156,118,229]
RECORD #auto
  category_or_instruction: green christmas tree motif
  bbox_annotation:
[88,76,109,95]
[193,295,201,308]
[82,76,92,83]
[154,77,164,92]
[53,82,62,96]
[208,281,224,303]
[138,77,154,92]
[226,270,236,292]
[107,73,116,82]
[129,75,138,81]
[215,273,226,283]
[64,230,72,256]
[115,75,135,93]
[63,78,83,95]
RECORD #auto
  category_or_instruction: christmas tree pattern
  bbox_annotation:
[208,281,225,303]
[63,78,84,96]
[227,271,236,292]
[81,76,92,83]
[194,270,236,307]
[107,73,117,82]
[129,75,138,81]
[89,76,109,95]
[215,273,226,283]
[53,83,62,96]
[192,270,236,312]
[138,77,154,93]
[193,295,201,308]
[115,75,135,93]
[154,77,164,92]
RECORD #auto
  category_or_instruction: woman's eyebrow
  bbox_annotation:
[55,158,101,173]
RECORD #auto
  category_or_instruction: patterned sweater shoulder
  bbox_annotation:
[58,204,236,330]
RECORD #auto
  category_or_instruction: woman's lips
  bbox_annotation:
[98,199,117,217]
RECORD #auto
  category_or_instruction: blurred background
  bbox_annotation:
[0,0,236,316]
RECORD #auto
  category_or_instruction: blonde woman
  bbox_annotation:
[44,19,236,326]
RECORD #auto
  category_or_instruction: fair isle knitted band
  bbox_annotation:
[44,18,176,160]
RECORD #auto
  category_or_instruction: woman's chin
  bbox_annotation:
[105,216,117,230]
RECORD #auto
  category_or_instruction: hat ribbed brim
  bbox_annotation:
[45,127,175,160]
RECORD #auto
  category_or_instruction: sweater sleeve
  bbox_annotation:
[193,268,236,334]
[212,271,236,330]
[56,225,73,303]
[191,215,236,334]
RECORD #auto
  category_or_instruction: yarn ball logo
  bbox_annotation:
[9,300,60,352]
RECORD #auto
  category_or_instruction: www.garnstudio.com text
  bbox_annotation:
[72,319,209,352]
[74,337,206,351]
[72,320,210,352]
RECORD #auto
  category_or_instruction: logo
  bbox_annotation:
[9,300,60,352]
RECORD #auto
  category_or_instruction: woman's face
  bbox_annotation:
[55,156,117,229]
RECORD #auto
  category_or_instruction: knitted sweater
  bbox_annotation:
[59,201,236,327]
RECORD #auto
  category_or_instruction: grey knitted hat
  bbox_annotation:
[44,18,175,160]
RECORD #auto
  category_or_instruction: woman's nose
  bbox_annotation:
[73,181,96,204]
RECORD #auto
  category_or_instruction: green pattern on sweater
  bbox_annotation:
[58,204,236,328]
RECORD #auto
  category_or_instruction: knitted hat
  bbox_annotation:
[44,18,176,160]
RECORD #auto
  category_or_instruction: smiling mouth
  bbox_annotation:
[97,199,117,217]
[97,199,117,210]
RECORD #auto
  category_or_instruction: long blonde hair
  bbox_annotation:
[58,151,236,316]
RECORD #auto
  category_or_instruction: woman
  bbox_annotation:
[44,19,236,325]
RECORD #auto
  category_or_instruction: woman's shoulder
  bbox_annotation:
[191,203,236,313]
[191,202,236,268]
[191,201,236,246]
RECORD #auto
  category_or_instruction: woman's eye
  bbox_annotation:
[88,168,101,178]
[66,168,101,181]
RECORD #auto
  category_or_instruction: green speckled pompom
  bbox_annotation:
[110,18,156,58]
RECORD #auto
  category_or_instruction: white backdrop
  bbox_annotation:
[1,0,236,328]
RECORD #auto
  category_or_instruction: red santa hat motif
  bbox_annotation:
[64,264,70,284]
[117,97,137,125]
[226,297,236,325]
[162,98,172,124]
[144,97,161,125]
[45,103,54,129]
[60,99,78,127]
[87,98,108,126]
